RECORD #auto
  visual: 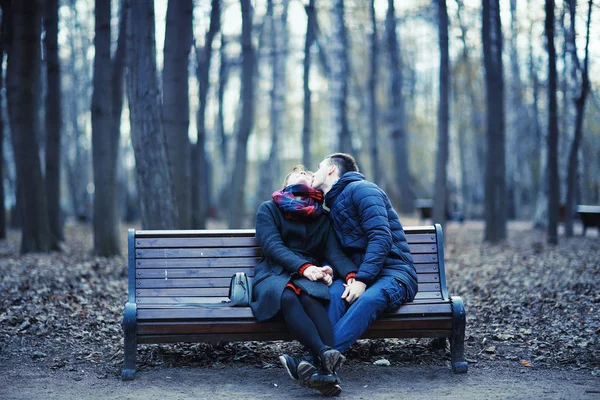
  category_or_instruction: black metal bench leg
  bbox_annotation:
[122,302,137,380]
[450,296,468,373]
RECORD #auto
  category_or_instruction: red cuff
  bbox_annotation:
[345,272,356,283]
[298,263,312,276]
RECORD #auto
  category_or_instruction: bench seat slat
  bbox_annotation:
[134,273,441,289]
[136,247,262,259]
[134,282,442,297]
[137,247,437,260]
[134,233,437,248]
[135,261,439,274]
[136,329,452,344]
[136,257,261,268]
[137,317,453,335]
[134,291,443,306]
[136,303,452,320]
[135,237,258,248]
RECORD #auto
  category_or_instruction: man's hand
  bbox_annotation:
[341,280,366,304]
[303,265,324,281]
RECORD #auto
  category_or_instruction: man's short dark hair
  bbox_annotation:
[326,153,359,176]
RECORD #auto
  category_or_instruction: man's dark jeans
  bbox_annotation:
[327,276,407,352]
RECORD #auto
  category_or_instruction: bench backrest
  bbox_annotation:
[128,225,447,308]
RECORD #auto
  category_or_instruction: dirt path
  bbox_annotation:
[1,361,598,400]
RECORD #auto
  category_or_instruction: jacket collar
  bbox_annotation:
[324,172,365,209]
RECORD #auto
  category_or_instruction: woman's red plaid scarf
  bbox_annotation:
[271,184,324,220]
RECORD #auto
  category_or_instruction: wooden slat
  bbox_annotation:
[415,263,439,273]
[135,247,261,259]
[135,227,434,237]
[137,329,451,344]
[405,233,436,244]
[136,229,255,237]
[137,262,439,276]
[136,278,232,289]
[412,253,438,263]
[135,237,258,248]
[135,272,441,289]
[135,267,255,279]
[134,281,442,298]
[136,317,452,335]
[406,243,437,254]
[135,295,446,306]
[136,303,451,320]
[136,257,261,269]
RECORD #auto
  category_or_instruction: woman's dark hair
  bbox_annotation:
[326,153,359,176]
[281,165,312,189]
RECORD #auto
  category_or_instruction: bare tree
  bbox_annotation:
[368,0,380,184]
[7,0,51,253]
[330,0,351,154]
[92,0,121,255]
[126,0,178,229]
[163,0,193,229]
[433,0,450,227]
[545,0,559,244]
[0,0,9,239]
[482,0,507,242]
[386,0,414,213]
[193,0,220,228]
[228,0,256,228]
[302,0,316,168]
[564,0,592,237]
[44,0,62,247]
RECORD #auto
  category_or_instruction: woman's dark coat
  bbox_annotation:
[250,200,357,322]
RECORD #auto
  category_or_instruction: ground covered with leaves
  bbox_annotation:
[0,221,598,380]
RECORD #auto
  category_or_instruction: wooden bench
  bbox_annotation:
[121,224,468,380]
[577,205,600,235]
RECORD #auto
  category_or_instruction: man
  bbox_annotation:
[311,152,418,351]
[281,153,418,390]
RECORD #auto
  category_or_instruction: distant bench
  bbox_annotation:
[577,205,600,235]
[121,224,468,380]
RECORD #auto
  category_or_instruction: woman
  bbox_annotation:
[250,166,356,397]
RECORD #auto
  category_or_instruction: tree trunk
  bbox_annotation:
[507,0,526,219]
[386,0,413,213]
[482,0,507,242]
[7,0,50,253]
[228,0,255,228]
[0,1,8,239]
[193,0,220,229]
[163,0,193,229]
[44,0,62,247]
[545,0,559,245]
[111,0,127,228]
[217,34,229,166]
[258,0,288,202]
[92,0,120,256]
[565,0,592,237]
[302,0,316,169]
[126,0,178,230]
[368,0,380,185]
[433,0,450,227]
[330,0,351,154]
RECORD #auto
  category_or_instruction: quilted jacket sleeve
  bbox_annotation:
[255,202,311,276]
[324,226,358,279]
[352,185,392,285]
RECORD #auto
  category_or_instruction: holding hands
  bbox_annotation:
[302,265,334,286]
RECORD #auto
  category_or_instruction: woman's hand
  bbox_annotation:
[320,265,333,277]
[303,265,324,281]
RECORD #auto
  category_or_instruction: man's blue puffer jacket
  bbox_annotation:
[324,172,418,301]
